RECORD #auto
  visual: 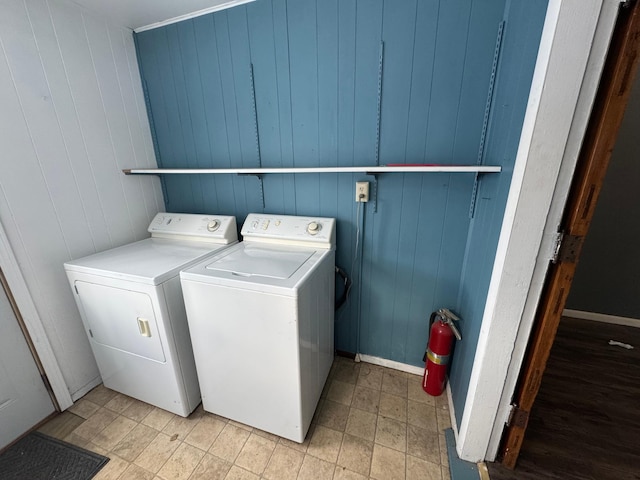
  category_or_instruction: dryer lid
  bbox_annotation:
[205,244,314,279]
[64,238,234,285]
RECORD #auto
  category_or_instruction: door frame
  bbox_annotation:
[497,0,640,466]
[0,220,72,410]
[454,0,625,462]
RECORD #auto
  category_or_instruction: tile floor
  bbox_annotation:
[41,357,452,480]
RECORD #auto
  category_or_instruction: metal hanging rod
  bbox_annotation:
[123,165,501,175]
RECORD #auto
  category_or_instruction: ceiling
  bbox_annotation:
[70,0,254,32]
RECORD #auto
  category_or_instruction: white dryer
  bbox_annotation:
[64,213,237,417]
[180,213,336,442]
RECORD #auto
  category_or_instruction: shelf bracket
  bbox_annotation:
[470,21,505,219]
[365,173,379,213]
[237,173,265,209]
[375,42,384,167]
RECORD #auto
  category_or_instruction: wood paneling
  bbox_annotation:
[0,0,162,397]
[448,0,549,426]
[135,0,510,365]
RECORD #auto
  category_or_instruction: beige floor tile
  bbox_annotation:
[311,399,325,425]
[64,432,89,449]
[307,425,343,463]
[375,416,407,452]
[121,399,155,422]
[333,465,368,480]
[189,453,231,480]
[345,407,377,442]
[229,419,254,432]
[379,392,408,423]
[439,433,449,467]
[119,463,155,480]
[407,378,435,406]
[278,424,313,453]
[234,432,276,475]
[336,434,373,477]
[332,361,361,384]
[83,385,117,406]
[316,400,349,431]
[252,427,280,443]
[224,465,260,480]
[297,454,335,480]
[442,464,452,480]
[68,399,101,419]
[437,405,452,430]
[84,442,108,456]
[357,364,383,390]
[93,454,129,480]
[112,423,159,462]
[92,415,137,451]
[351,385,380,414]
[104,393,134,414]
[162,409,204,440]
[185,414,226,451]
[72,408,118,441]
[134,432,181,473]
[209,423,250,463]
[38,412,84,440]
[435,393,449,408]
[370,444,406,480]
[157,442,205,480]
[382,371,408,398]
[263,443,304,480]
[407,425,440,464]
[408,401,438,431]
[142,407,175,431]
[406,455,442,480]
[327,380,355,406]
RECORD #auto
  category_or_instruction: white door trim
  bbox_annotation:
[455,0,621,462]
[0,220,72,410]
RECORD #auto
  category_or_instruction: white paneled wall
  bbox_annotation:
[0,0,162,398]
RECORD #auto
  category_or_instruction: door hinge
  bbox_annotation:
[551,232,584,264]
[507,404,529,429]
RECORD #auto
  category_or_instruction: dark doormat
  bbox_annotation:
[0,431,109,480]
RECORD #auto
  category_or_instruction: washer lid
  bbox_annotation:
[206,244,314,279]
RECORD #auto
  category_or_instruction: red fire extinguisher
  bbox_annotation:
[422,308,462,396]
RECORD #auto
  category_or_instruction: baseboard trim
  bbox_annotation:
[70,376,102,404]
[563,309,640,328]
[447,381,458,442]
[357,354,424,376]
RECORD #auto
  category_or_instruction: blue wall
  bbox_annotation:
[135,0,545,391]
[450,0,548,426]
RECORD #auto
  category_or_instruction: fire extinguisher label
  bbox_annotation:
[426,349,450,365]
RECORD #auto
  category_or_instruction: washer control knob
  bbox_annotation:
[207,219,220,232]
[307,222,320,235]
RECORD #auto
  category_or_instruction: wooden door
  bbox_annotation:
[0,271,55,450]
[499,0,640,468]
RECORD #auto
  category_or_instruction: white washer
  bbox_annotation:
[180,213,336,442]
[64,213,237,417]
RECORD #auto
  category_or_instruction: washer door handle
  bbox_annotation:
[137,317,151,337]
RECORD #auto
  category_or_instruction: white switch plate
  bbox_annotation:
[356,181,369,202]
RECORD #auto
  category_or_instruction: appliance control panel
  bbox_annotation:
[241,213,336,249]
[148,213,238,243]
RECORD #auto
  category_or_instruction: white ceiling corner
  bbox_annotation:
[70,0,255,32]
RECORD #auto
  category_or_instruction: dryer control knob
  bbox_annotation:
[207,220,220,232]
[307,222,320,235]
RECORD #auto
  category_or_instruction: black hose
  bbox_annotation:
[335,266,351,311]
